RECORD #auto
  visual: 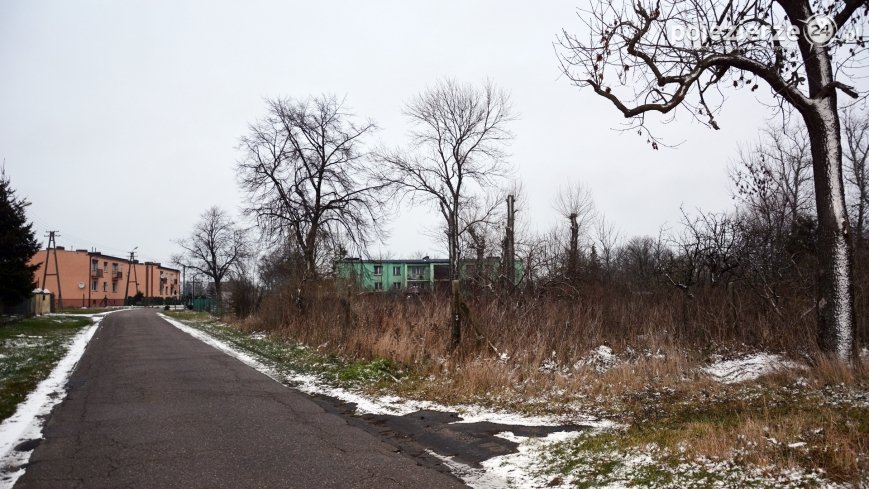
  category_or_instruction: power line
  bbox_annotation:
[26,209,132,256]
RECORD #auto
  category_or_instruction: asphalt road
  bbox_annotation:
[15,309,465,489]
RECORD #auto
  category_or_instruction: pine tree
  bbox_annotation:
[0,169,40,308]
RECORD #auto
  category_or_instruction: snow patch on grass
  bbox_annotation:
[574,345,620,373]
[0,316,103,488]
[702,353,802,384]
[426,430,594,489]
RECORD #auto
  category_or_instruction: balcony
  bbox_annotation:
[91,269,104,278]
[112,270,123,281]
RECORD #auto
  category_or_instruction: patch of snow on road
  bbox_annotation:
[454,407,614,429]
[0,316,104,488]
[702,353,802,384]
[426,430,591,489]
[287,373,444,416]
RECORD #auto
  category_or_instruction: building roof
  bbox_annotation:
[336,258,450,265]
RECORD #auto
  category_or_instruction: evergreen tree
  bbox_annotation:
[0,169,40,308]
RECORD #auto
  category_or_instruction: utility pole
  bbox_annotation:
[502,194,516,288]
[124,247,139,304]
[181,265,187,302]
[41,231,63,309]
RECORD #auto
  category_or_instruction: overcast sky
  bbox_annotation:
[1,0,810,264]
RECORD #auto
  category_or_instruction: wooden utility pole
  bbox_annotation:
[124,247,139,303]
[40,231,63,309]
[568,212,579,282]
[502,194,516,288]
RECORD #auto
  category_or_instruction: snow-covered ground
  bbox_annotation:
[427,430,589,489]
[702,353,803,384]
[0,314,107,489]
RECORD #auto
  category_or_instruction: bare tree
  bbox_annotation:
[594,215,622,279]
[173,207,249,311]
[618,234,672,289]
[727,118,819,310]
[237,95,385,308]
[377,79,514,349]
[554,181,597,281]
[558,0,866,359]
[843,107,869,250]
[731,119,815,234]
[665,207,742,294]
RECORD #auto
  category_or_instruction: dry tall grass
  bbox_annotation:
[235,280,866,483]
[248,282,839,368]
[239,280,866,409]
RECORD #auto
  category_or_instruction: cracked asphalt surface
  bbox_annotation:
[15,309,466,488]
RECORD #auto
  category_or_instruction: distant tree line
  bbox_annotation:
[171,42,867,359]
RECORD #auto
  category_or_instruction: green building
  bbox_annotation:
[335,257,522,292]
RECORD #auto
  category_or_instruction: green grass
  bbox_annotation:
[540,430,771,488]
[166,314,404,388]
[537,385,862,488]
[164,310,211,321]
[0,315,92,422]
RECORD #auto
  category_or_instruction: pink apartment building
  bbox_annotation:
[30,247,180,308]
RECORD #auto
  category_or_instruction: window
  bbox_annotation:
[392,282,401,290]
[91,280,98,291]
[408,266,425,280]
[112,263,119,272]
[373,265,383,276]
[91,259,98,272]
[112,282,118,293]
[393,266,401,276]
[102,282,108,292]
[374,281,383,290]
[103,261,108,273]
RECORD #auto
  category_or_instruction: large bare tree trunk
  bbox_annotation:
[450,280,461,350]
[556,0,863,361]
[449,204,462,350]
[805,99,856,360]
[502,194,515,289]
[568,213,579,281]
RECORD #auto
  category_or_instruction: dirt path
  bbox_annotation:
[15,309,465,489]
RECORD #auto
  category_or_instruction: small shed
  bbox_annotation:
[31,288,52,316]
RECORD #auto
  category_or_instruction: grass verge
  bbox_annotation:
[163,311,403,387]
[166,310,868,486]
[0,315,92,422]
